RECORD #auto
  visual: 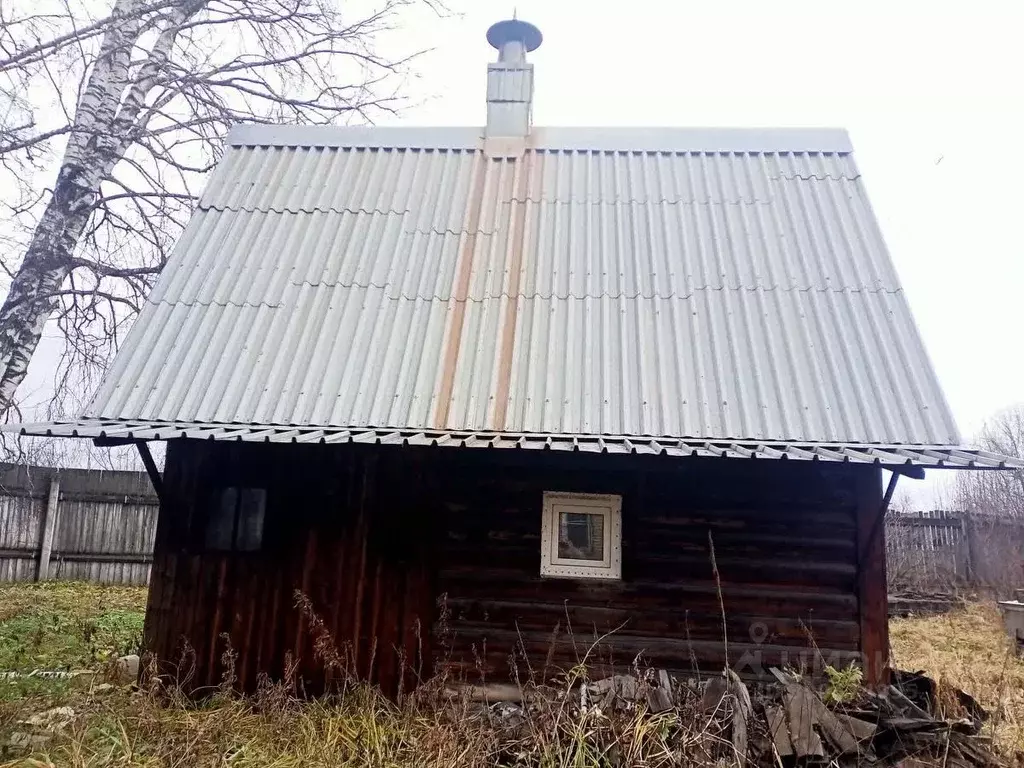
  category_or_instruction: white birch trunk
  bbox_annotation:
[0,0,403,414]
[0,163,104,411]
[0,0,195,413]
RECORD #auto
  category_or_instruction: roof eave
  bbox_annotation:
[5,419,1020,470]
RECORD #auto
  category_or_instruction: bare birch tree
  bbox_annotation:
[955,405,1024,520]
[0,0,435,415]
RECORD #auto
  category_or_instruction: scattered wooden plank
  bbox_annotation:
[729,671,753,765]
[586,668,997,768]
[701,675,728,712]
[808,696,862,755]
[784,685,824,758]
[885,685,934,722]
[768,666,799,685]
[765,706,793,757]
[757,672,998,768]
[727,671,752,767]
[645,669,674,713]
[646,684,673,713]
[835,712,878,743]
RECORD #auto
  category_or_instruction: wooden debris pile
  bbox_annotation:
[587,668,676,713]
[754,668,996,767]
[466,666,999,767]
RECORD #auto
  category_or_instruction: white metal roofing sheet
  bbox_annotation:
[84,126,961,445]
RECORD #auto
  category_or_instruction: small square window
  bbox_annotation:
[541,492,621,580]
[205,487,266,552]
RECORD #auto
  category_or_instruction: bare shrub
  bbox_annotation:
[955,406,1024,591]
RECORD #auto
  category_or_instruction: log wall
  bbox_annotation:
[145,440,885,694]
[146,441,436,696]
[433,451,883,683]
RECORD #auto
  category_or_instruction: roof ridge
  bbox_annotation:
[226,124,854,153]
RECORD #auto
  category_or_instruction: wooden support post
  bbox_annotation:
[963,513,980,585]
[135,441,164,502]
[36,476,61,581]
[857,467,890,688]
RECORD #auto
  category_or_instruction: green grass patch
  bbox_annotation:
[0,583,147,701]
[0,582,147,624]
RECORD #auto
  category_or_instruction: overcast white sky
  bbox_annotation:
[398,0,1024,436]
[396,0,1024,503]
[18,0,1024,498]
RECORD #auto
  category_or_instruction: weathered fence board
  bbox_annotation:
[887,509,1024,592]
[0,464,157,585]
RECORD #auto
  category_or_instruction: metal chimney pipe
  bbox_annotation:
[485,19,542,138]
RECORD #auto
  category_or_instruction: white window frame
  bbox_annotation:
[540,491,622,580]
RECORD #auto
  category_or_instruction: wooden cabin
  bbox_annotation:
[12,19,1020,694]
[143,438,892,694]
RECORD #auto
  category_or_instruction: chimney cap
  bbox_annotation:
[486,19,542,53]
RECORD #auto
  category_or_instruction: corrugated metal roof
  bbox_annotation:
[81,125,960,445]
[11,419,1023,470]
[224,125,855,153]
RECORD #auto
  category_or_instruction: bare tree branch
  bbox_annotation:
[0,0,440,416]
[0,0,180,72]
[956,405,1024,522]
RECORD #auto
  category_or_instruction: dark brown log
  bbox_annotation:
[856,467,889,687]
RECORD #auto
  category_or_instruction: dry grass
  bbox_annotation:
[3,585,1022,766]
[2,685,493,767]
[891,601,1024,761]
[0,584,736,766]
[0,673,733,767]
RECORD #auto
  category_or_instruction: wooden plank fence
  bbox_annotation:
[0,463,158,585]
[886,510,969,590]
[887,509,1024,591]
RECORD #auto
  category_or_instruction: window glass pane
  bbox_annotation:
[206,487,238,550]
[235,488,266,552]
[557,511,604,561]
